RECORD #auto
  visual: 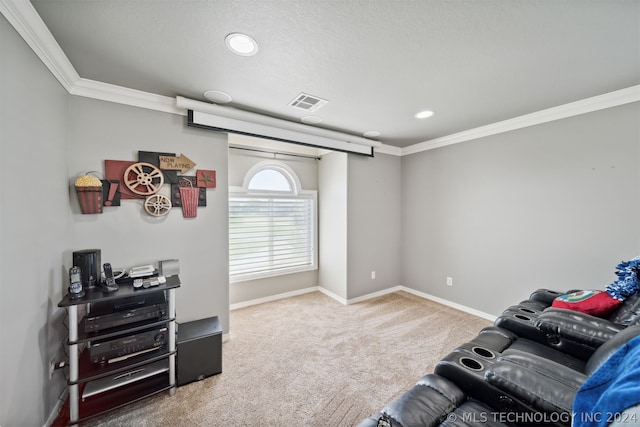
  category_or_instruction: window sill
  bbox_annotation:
[230,265,317,284]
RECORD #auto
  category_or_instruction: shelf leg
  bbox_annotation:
[168,288,176,395]
[68,305,79,423]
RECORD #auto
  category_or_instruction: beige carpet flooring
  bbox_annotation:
[83,291,491,427]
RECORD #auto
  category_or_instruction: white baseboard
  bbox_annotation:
[345,286,403,305]
[230,284,497,322]
[320,285,497,321]
[318,285,408,305]
[230,285,404,308]
[230,286,320,310]
[316,286,347,304]
[400,287,497,322]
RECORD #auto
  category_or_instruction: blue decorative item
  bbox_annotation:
[605,257,640,301]
[572,335,640,427]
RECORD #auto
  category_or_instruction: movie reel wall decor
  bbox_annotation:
[124,162,164,196]
[80,152,214,218]
[144,194,172,217]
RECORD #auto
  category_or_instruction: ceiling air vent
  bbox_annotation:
[288,93,328,112]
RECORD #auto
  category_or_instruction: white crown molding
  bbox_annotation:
[0,0,79,91]
[0,0,182,116]
[72,78,184,116]
[374,144,403,156]
[403,85,640,156]
[3,0,638,157]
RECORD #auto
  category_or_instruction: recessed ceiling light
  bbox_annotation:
[301,115,322,124]
[415,110,435,119]
[225,33,258,56]
[204,90,233,104]
[363,130,381,139]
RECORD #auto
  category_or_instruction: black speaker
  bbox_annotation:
[177,316,222,386]
[72,249,101,289]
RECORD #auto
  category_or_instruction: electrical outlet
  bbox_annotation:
[49,359,66,379]
[446,277,453,287]
[371,271,376,280]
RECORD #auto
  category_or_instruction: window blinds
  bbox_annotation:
[229,194,316,280]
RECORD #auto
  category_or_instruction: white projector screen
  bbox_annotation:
[187,110,375,157]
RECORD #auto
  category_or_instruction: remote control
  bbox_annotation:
[102,263,119,292]
[142,277,160,288]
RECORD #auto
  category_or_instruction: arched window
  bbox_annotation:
[242,161,301,194]
[229,161,317,282]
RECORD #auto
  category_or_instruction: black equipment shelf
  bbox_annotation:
[70,347,177,385]
[70,316,175,345]
[57,274,180,425]
[77,374,173,423]
[58,274,180,307]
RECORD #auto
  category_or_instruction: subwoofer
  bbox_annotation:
[177,316,222,386]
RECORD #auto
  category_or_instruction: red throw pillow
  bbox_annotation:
[552,290,622,317]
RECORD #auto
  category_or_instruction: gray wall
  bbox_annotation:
[318,152,348,299]
[67,96,230,331]
[318,151,403,301]
[402,102,640,316]
[228,148,319,304]
[1,16,231,424]
[1,15,70,426]
[347,153,402,299]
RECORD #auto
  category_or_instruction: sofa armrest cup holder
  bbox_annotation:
[459,356,484,371]
[471,346,496,359]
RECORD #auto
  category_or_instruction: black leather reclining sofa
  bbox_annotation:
[357,289,640,427]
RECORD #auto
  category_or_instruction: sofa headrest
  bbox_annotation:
[607,293,640,326]
[586,325,640,376]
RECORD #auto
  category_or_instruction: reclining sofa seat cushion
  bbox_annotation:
[500,337,586,372]
[483,351,585,414]
[534,308,625,351]
[496,291,640,360]
[494,289,604,360]
[483,326,640,418]
[358,289,639,427]
[356,374,464,427]
[383,374,466,426]
[535,292,640,348]
[439,400,509,427]
[433,326,584,425]
[583,325,640,375]
[607,293,640,326]
[357,374,509,427]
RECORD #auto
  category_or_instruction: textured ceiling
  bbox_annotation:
[31,0,640,147]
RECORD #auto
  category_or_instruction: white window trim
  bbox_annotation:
[242,160,302,195]
[229,161,318,283]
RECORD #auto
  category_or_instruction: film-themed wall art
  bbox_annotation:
[74,151,215,219]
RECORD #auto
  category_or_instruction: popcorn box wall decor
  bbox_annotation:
[75,175,103,214]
